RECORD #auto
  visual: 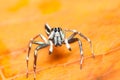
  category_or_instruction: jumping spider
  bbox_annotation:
[26,24,95,80]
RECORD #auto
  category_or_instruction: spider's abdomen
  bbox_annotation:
[48,27,64,46]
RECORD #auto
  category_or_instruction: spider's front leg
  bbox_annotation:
[65,29,94,69]
[64,38,72,51]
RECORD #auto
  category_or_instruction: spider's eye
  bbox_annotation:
[58,27,60,32]
[54,28,57,32]
[58,27,62,32]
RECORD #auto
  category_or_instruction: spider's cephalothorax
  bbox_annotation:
[26,24,95,80]
[45,24,65,46]
[48,27,65,46]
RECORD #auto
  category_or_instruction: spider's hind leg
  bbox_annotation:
[78,32,95,58]
[65,29,94,58]
[26,34,48,78]
[33,43,49,80]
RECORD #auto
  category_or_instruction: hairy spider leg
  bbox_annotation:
[65,29,94,69]
[26,34,48,78]
[68,38,83,69]
[64,38,72,51]
[62,29,71,51]
[33,43,49,80]
[79,32,95,58]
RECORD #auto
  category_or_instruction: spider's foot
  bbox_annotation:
[33,71,36,80]
[34,76,36,80]
[34,78,36,80]
[92,53,95,58]
[26,68,29,78]
[49,51,52,55]
[80,64,82,69]
[68,48,72,51]
[26,72,28,78]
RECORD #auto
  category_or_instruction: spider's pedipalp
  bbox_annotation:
[49,40,53,54]
[60,31,65,40]
[58,35,62,45]
[54,35,58,46]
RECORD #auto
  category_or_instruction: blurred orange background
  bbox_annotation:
[0,0,120,80]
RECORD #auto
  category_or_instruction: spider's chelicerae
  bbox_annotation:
[26,24,95,80]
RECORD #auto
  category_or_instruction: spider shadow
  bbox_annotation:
[47,46,71,64]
